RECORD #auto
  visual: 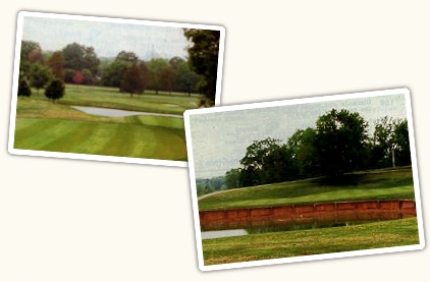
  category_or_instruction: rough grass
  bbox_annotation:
[13,84,193,161]
[198,169,415,211]
[202,217,420,265]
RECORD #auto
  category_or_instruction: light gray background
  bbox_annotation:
[0,1,428,281]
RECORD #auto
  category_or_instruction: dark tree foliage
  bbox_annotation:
[184,29,220,105]
[239,138,297,185]
[225,109,411,189]
[18,78,31,97]
[287,128,320,178]
[45,79,65,103]
[161,65,175,94]
[62,43,100,82]
[120,64,145,97]
[115,51,138,63]
[315,109,369,177]
[394,119,411,166]
[101,60,132,87]
[29,63,53,94]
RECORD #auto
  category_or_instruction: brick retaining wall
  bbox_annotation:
[199,200,416,231]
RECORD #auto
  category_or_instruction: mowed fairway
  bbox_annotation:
[13,84,201,161]
[198,169,415,211]
[202,217,420,265]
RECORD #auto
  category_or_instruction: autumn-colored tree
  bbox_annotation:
[47,51,65,80]
[28,48,44,64]
[72,71,84,85]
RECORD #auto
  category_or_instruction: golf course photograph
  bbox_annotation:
[185,89,424,271]
[9,11,224,165]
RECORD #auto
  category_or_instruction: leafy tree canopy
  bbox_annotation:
[184,29,220,104]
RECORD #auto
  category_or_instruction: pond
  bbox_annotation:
[71,106,183,118]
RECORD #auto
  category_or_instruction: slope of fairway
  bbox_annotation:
[58,84,201,115]
[14,117,187,161]
[198,169,415,211]
[202,217,420,265]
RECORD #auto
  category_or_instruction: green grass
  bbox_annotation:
[198,169,415,211]
[13,84,196,161]
[28,84,202,115]
[202,217,420,265]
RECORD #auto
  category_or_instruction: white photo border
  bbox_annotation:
[8,10,226,168]
[184,87,425,271]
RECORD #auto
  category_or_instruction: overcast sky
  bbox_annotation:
[22,15,191,60]
[189,93,408,179]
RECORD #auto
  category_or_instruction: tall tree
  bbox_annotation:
[176,60,201,95]
[101,60,132,87]
[20,41,42,79]
[315,109,369,177]
[147,58,169,94]
[373,116,396,168]
[120,64,145,97]
[287,127,320,178]
[161,65,175,94]
[184,29,220,104]
[47,51,65,80]
[393,119,411,166]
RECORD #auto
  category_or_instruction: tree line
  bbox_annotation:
[17,29,221,105]
[198,109,411,195]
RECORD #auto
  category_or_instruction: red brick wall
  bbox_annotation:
[199,200,416,231]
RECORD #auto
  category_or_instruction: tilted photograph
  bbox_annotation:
[8,11,225,166]
[184,88,424,271]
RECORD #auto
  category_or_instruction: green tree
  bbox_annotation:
[45,79,65,103]
[184,29,220,104]
[372,116,396,168]
[287,127,319,178]
[147,58,169,94]
[393,119,411,166]
[315,109,369,177]
[29,63,53,94]
[62,43,100,81]
[120,64,145,97]
[239,137,294,185]
[20,41,42,79]
[101,60,132,87]
[176,60,201,95]
[224,168,242,189]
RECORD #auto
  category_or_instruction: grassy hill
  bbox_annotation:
[198,168,415,211]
